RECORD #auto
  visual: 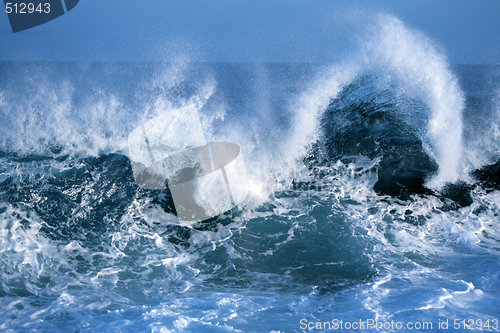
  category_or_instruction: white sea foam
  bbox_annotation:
[1,14,499,332]
[286,15,466,190]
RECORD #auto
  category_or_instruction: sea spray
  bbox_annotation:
[289,15,465,191]
[0,14,500,332]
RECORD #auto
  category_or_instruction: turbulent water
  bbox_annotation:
[1,17,500,332]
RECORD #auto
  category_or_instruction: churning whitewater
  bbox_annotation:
[1,16,500,332]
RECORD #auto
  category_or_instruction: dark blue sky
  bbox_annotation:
[1,0,499,64]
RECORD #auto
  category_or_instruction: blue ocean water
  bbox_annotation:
[1,19,500,333]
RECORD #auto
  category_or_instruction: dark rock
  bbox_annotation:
[439,181,473,209]
[306,75,480,208]
[318,76,438,200]
[373,144,437,199]
[473,160,500,189]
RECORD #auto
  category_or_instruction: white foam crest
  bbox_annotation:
[287,64,360,165]
[490,88,500,158]
[363,16,465,188]
[211,63,362,208]
[281,15,466,191]
[0,78,133,156]
[0,60,217,157]
[144,61,217,120]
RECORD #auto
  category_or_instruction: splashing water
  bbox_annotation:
[0,14,499,333]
